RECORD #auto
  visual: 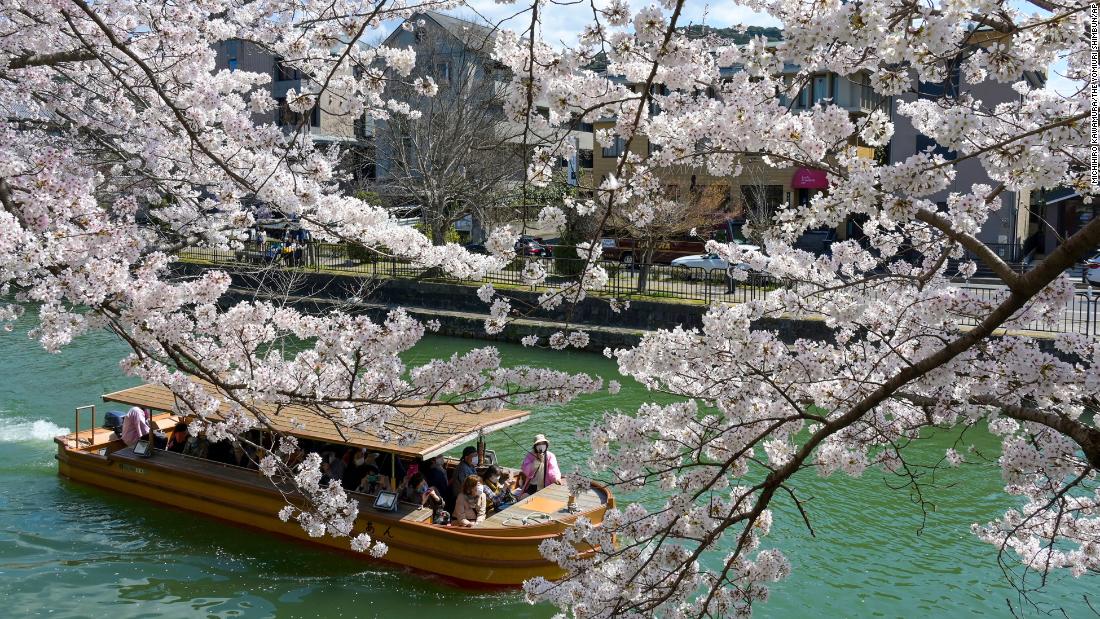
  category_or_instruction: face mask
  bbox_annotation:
[536,445,547,454]
[354,456,365,466]
[417,483,428,493]
[470,455,479,466]
[475,484,484,494]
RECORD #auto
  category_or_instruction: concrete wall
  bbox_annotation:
[177,262,1073,361]
[889,74,1028,248]
[212,40,363,144]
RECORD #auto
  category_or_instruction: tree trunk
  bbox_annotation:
[636,245,655,293]
[556,209,602,277]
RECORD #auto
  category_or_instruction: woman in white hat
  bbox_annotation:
[519,434,561,495]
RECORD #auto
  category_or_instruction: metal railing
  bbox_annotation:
[178,242,1100,336]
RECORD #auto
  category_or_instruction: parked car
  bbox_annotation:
[671,244,761,277]
[532,237,553,257]
[1083,252,1100,286]
[671,253,739,274]
[463,243,488,255]
[515,235,549,257]
[793,228,836,255]
[600,221,742,265]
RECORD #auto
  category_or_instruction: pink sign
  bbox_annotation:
[792,167,829,189]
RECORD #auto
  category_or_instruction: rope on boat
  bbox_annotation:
[500,513,552,527]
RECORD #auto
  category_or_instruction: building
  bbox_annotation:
[211,39,374,185]
[591,63,885,241]
[888,36,1045,260]
[592,30,1045,261]
[373,11,594,241]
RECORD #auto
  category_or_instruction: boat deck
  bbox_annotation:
[481,483,606,529]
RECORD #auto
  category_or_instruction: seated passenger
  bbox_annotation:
[376,452,405,489]
[480,466,504,509]
[182,435,210,459]
[165,422,189,453]
[356,465,383,495]
[449,446,479,501]
[507,471,529,502]
[520,434,561,494]
[400,472,444,509]
[121,406,151,448]
[495,471,517,506]
[320,459,340,487]
[452,475,487,527]
[342,448,372,491]
[424,455,452,506]
[227,442,253,468]
[323,452,345,481]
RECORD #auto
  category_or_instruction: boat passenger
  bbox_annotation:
[182,435,210,459]
[165,422,189,453]
[323,452,345,481]
[450,446,479,500]
[376,452,405,489]
[226,442,253,469]
[121,406,151,448]
[480,465,504,509]
[320,459,341,487]
[356,454,383,495]
[520,434,561,495]
[452,475,487,527]
[342,448,373,491]
[507,471,529,502]
[400,472,444,509]
[424,455,452,505]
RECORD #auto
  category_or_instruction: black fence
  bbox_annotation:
[181,242,783,304]
[178,242,1100,336]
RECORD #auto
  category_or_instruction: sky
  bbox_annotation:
[382,0,1077,97]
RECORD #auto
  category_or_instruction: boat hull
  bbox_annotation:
[55,434,607,587]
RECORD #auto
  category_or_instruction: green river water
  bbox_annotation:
[0,309,1091,618]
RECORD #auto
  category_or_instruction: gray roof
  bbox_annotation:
[424,11,498,51]
[382,11,499,54]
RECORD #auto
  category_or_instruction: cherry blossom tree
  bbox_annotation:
[0,0,605,556]
[486,0,1100,616]
[3,0,1100,615]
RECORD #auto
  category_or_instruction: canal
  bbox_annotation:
[0,309,1088,617]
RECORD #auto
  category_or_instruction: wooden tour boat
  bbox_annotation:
[54,383,613,587]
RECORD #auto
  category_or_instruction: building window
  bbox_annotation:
[741,185,784,216]
[602,136,625,158]
[578,149,593,169]
[434,61,450,82]
[813,74,830,103]
[795,74,835,108]
[226,40,239,72]
[918,61,961,100]
[276,97,319,128]
[915,134,956,160]
[275,59,301,82]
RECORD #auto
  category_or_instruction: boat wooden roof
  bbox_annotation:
[102,383,530,459]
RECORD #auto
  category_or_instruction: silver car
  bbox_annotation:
[1084,252,1100,287]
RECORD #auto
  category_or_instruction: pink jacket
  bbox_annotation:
[121,407,150,447]
[520,451,561,489]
